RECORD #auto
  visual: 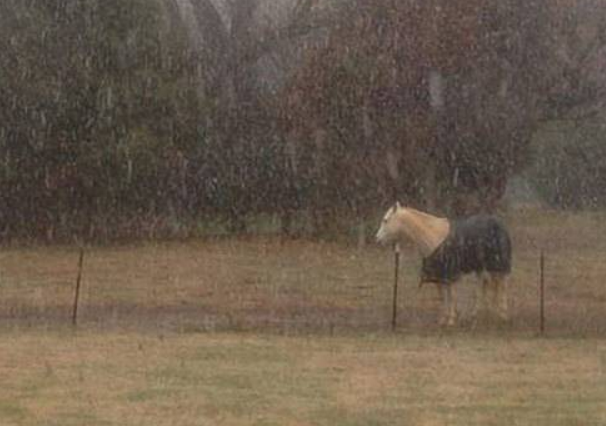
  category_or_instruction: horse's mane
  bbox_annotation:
[398,206,450,255]
[403,207,446,221]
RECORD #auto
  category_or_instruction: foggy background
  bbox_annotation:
[1,0,605,242]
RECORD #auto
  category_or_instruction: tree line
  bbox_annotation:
[0,0,604,241]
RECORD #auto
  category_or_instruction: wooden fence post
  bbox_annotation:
[72,248,85,327]
[392,243,400,331]
[539,250,545,335]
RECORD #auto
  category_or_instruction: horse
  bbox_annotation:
[375,202,512,326]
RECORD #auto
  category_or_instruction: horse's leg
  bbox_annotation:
[471,272,489,322]
[438,284,449,326]
[436,283,448,325]
[492,273,509,321]
[478,271,498,317]
[446,282,458,327]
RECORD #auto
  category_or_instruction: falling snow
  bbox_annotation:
[0,0,604,242]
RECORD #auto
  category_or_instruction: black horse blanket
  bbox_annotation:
[421,215,512,284]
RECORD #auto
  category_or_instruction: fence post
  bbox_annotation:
[391,243,400,331]
[72,248,85,327]
[539,249,545,335]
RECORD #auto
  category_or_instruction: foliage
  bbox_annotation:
[531,120,606,209]
[283,0,568,217]
[0,0,604,241]
[0,0,204,240]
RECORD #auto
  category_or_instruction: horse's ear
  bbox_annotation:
[395,201,402,210]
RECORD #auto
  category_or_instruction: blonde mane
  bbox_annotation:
[392,207,450,256]
[376,205,453,326]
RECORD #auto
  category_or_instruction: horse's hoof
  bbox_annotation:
[497,310,510,322]
[440,314,457,327]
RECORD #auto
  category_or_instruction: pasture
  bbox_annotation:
[1,209,606,425]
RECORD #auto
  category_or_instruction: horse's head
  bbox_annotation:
[375,202,403,245]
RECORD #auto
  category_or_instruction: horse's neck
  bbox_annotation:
[397,208,450,256]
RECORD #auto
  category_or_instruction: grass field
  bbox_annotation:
[1,331,605,425]
[1,208,606,425]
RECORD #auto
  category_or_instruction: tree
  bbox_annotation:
[282,0,606,225]
[166,0,322,232]
[531,120,606,209]
[0,0,204,240]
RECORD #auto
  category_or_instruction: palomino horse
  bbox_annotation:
[376,202,512,326]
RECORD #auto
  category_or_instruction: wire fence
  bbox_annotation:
[1,211,605,336]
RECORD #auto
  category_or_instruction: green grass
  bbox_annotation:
[0,331,605,425]
[1,208,606,424]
